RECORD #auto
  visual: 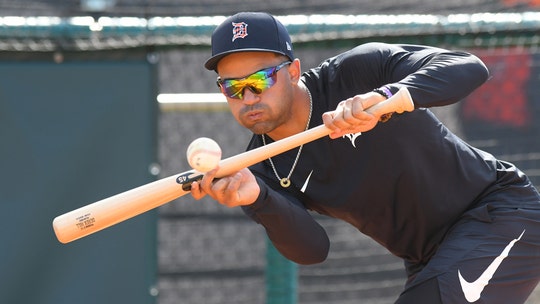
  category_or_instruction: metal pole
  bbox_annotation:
[265,238,298,304]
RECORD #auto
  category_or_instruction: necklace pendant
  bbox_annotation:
[280,178,291,188]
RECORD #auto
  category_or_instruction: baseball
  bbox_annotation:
[186,137,222,172]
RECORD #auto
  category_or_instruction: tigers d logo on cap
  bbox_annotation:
[232,22,248,42]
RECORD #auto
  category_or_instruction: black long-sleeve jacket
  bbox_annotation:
[242,43,540,266]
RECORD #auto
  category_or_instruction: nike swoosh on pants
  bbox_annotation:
[458,229,525,302]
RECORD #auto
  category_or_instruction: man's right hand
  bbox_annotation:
[190,167,261,208]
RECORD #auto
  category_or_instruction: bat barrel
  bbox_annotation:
[52,175,188,243]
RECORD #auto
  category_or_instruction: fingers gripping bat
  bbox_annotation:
[52,87,414,243]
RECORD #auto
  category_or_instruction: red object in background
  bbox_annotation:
[502,0,540,7]
[462,49,531,128]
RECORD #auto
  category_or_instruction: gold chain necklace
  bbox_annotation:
[262,87,313,188]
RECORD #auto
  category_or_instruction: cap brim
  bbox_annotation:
[204,48,289,71]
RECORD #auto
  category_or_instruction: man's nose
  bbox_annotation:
[241,87,260,105]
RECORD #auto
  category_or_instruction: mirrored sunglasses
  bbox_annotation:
[216,61,291,99]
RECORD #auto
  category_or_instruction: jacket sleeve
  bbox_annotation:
[336,43,490,108]
[384,45,490,108]
[241,177,330,265]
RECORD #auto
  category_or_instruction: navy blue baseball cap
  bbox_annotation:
[204,12,295,71]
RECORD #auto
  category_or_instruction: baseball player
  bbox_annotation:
[191,12,540,303]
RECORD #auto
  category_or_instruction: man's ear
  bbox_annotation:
[288,59,302,83]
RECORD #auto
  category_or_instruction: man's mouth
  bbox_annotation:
[246,111,263,121]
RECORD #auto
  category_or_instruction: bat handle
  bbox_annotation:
[366,87,414,117]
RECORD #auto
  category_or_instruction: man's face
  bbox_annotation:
[216,52,294,135]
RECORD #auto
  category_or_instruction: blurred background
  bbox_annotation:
[1,1,540,304]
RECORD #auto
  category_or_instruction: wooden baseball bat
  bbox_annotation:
[53,87,414,243]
